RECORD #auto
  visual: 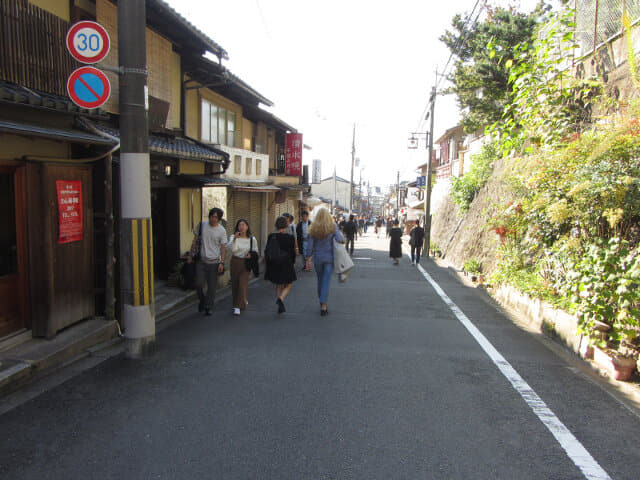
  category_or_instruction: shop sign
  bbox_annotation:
[312,159,321,184]
[56,180,83,244]
[285,133,303,176]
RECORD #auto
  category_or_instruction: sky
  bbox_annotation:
[166,0,544,189]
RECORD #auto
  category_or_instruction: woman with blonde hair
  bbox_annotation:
[305,207,344,316]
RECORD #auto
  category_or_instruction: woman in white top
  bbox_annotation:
[227,219,259,316]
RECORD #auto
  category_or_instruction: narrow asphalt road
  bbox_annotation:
[1,232,639,479]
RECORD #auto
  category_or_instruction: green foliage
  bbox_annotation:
[451,143,498,213]
[463,258,482,274]
[490,108,640,354]
[440,4,544,132]
[563,238,640,351]
[490,7,613,156]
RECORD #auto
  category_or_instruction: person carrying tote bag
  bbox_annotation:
[333,236,354,283]
[227,219,258,316]
[305,207,344,316]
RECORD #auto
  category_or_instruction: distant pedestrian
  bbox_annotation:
[375,217,382,237]
[297,210,312,271]
[409,221,425,265]
[343,214,358,256]
[188,207,227,316]
[227,219,259,316]
[305,207,344,316]
[283,212,300,257]
[386,217,393,238]
[358,217,364,236]
[265,216,297,313]
[389,219,403,265]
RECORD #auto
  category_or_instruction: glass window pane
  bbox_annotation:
[227,112,236,147]
[210,105,219,143]
[201,101,210,143]
[218,108,226,145]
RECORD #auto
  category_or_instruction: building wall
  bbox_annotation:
[97,0,181,127]
[218,146,269,182]
[29,0,69,20]
[311,179,351,209]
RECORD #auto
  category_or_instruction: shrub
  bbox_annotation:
[450,142,498,213]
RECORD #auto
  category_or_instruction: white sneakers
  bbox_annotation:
[232,308,240,316]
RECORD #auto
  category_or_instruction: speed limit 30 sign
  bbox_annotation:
[66,21,110,64]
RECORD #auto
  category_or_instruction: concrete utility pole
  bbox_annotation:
[396,170,400,215]
[424,86,436,256]
[349,123,355,214]
[118,0,155,357]
[332,166,337,214]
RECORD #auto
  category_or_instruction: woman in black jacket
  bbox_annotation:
[265,216,297,313]
[389,219,403,265]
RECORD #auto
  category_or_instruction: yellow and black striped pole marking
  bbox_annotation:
[129,218,154,307]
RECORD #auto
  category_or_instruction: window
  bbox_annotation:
[227,112,235,148]
[245,158,252,175]
[256,159,262,176]
[234,155,242,174]
[201,100,236,147]
[201,105,210,143]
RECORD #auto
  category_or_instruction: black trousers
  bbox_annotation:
[411,245,422,263]
[345,236,355,255]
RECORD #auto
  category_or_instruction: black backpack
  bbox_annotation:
[265,234,289,264]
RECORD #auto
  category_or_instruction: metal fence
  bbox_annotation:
[576,0,640,57]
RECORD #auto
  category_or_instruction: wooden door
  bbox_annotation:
[0,166,27,337]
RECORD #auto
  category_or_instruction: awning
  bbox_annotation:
[234,185,281,193]
[409,199,425,210]
[0,119,114,145]
[176,175,229,187]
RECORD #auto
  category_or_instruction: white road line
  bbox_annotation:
[413,257,612,480]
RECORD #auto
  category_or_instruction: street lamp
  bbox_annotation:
[407,130,433,256]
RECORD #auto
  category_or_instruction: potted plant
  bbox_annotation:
[463,258,483,282]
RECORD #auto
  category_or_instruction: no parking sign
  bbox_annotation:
[67,67,111,109]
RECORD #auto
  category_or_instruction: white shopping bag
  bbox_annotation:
[333,239,354,275]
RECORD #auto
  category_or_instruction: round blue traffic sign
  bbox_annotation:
[67,67,111,109]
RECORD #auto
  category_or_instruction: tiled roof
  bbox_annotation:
[81,120,230,165]
[0,81,105,116]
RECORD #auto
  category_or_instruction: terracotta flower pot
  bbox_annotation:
[593,347,637,381]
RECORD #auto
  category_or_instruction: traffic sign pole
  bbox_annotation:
[118,0,155,358]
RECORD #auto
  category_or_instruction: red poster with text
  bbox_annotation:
[285,133,303,176]
[56,180,83,244]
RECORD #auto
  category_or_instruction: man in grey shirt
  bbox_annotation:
[188,207,227,315]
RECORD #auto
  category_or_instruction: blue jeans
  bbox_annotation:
[314,261,334,304]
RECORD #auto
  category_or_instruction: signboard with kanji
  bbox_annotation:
[312,159,321,184]
[285,133,303,176]
[417,175,426,187]
[56,180,83,244]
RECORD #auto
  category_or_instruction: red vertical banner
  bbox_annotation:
[56,180,83,244]
[285,133,303,176]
